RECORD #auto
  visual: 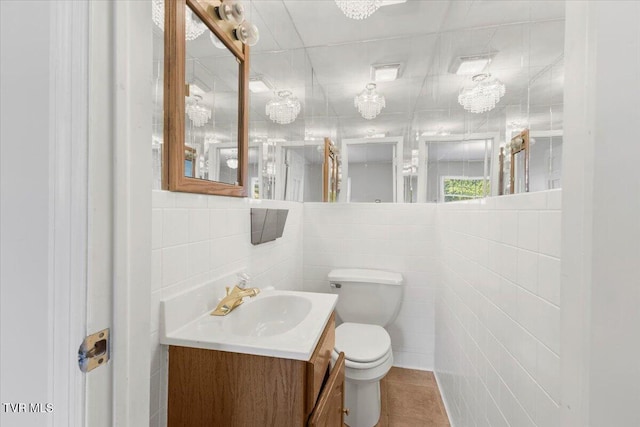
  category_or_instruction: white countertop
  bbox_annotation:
[160,284,337,361]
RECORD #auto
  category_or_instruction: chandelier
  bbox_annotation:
[152,0,207,41]
[186,95,211,127]
[334,0,383,20]
[458,73,506,114]
[354,83,385,120]
[266,90,301,125]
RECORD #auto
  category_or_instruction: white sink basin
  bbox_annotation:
[231,294,312,337]
[160,278,337,361]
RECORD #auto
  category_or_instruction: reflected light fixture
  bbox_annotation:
[266,90,301,125]
[214,0,245,25]
[214,0,259,46]
[233,21,260,46]
[371,63,401,82]
[152,0,207,41]
[355,83,385,120]
[226,157,239,169]
[186,95,212,127]
[450,54,495,75]
[458,73,505,114]
[335,0,383,20]
[249,77,272,93]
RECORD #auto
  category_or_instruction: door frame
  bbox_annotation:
[340,136,404,203]
[417,132,500,203]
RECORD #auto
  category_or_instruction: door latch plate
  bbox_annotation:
[78,328,110,373]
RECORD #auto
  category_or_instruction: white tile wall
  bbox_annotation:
[149,190,562,426]
[149,190,304,426]
[303,203,439,370]
[435,190,562,427]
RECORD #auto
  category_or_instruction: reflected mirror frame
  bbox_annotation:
[163,0,249,197]
[509,129,530,194]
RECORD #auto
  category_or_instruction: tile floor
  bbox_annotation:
[375,367,450,427]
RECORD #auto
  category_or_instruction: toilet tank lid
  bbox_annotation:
[328,269,403,286]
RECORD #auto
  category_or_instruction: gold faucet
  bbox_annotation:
[211,285,260,316]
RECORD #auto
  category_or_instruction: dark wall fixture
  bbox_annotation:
[250,208,288,245]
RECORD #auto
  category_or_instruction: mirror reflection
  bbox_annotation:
[183,12,241,185]
[153,1,565,202]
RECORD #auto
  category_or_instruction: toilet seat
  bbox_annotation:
[334,323,391,363]
[332,323,394,383]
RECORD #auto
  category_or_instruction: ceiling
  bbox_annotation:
[152,0,565,159]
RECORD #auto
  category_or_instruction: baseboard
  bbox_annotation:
[434,371,456,427]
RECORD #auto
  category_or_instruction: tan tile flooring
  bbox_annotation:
[372,367,451,427]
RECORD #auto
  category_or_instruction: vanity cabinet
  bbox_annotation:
[167,313,344,426]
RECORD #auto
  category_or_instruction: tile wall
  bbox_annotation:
[303,203,439,370]
[149,191,304,427]
[435,190,562,427]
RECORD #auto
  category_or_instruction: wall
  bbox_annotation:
[435,190,562,427]
[562,2,640,425]
[303,203,439,369]
[149,191,304,427]
[0,2,53,425]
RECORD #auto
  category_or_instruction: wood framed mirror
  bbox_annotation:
[323,138,340,202]
[163,0,249,197]
[509,129,530,194]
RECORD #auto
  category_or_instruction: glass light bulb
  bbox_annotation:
[216,1,245,25]
[234,21,259,46]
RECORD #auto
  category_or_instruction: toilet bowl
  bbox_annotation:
[327,269,404,427]
[331,322,394,427]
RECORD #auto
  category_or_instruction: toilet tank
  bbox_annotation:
[328,269,404,327]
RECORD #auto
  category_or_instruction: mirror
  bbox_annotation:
[323,138,340,202]
[153,2,565,202]
[508,130,530,194]
[340,138,403,203]
[419,135,494,203]
[163,0,249,196]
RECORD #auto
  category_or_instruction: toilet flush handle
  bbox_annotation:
[330,282,342,289]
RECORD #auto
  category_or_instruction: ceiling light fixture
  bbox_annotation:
[152,0,207,41]
[371,63,401,82]
[335,0,383,20]
[233,21,260,46]
[249,77,272,93]
[355,83,386,120]
[450,54,495,75]
[186,95,212,127]
[214,0,245,25]
[266,90,301,125]
[458,73,506,114]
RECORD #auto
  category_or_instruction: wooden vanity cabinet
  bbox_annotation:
[167,313,344,427]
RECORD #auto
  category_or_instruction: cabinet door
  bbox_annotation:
[308,352,345,427]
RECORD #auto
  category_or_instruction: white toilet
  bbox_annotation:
[328,268,404,427]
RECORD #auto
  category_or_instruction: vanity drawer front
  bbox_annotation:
[306,312,335,415]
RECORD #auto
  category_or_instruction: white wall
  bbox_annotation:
[435,190,562,427]
[561,2,640,426]
[0,2,54,425]
[149,191,304,427]
[303,203,439,369]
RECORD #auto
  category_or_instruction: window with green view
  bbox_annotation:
[442,177,489,202]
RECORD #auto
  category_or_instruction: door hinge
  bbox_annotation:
[78,328,110,373]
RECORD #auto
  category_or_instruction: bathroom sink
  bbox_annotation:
[231,294,312,337]
[160,279,337,361]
